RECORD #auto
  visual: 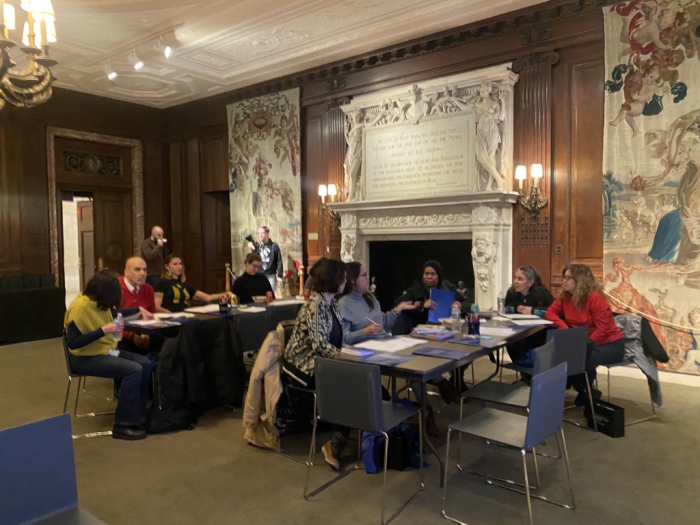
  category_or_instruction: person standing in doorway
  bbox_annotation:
[141,226,166,287]
[248,226,283,291]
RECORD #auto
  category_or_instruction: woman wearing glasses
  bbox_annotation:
[546,263,624,405]
[337,262,417,344]
[232,253,275,304]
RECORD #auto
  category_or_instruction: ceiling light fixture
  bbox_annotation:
[127,48,143,70]
[103,61,116,80]
[154,36,171,58]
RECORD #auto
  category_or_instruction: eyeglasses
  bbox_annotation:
[250,264,263,270]
[358,273,369,278]
[563,275,575,281]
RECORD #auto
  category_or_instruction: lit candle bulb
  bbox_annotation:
[515,165,527,192]
[530,164,543,189]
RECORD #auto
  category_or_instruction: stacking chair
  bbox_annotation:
[61,331,114,439]
[304,357,424,525]
[442,363,575,525]
[0,414,106,525]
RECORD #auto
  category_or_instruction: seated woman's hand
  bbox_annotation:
[517,305,533,315]
[363,323,383,336]
[139,307,155,320]
[396,300,419,312]
[423,299,437,311]
[101,322,120,335]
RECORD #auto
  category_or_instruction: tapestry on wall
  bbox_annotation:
[227,88,302,282]
[604,0,700,374]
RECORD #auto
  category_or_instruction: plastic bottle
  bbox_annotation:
[113,313,123,342]
[468,303,480,336]
[497,292,506,315]
[451,302,461,332]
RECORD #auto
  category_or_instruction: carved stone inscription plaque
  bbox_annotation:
[364,115,474,200]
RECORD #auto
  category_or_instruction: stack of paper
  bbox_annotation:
[480,326,518,337]
[236,306,266,313]
[509,319,553,326]
[155,313,194,320]
[184,304,220,314]
[267,298,305,306]
[354,337,425,353]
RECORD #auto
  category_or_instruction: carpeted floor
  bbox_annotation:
[1,337,698,525]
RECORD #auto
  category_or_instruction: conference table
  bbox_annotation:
[337,321,548,487]
[124,300,304,411]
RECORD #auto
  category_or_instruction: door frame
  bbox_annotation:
[47,127,144,284]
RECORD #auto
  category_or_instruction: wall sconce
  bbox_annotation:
[516,163,548,218]
[318,183,341,224]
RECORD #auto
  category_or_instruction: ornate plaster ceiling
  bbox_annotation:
[40,0,547,108]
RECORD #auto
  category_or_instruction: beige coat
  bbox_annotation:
[242,328,284,450]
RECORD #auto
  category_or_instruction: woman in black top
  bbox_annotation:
[505,265,555,317]
[504,265,555,367]
[232,253,274,304]
[154,254,231,312]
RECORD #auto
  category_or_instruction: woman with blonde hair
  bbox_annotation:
[546,263,624,405]
[154,254,231,312]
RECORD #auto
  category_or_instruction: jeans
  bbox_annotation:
[570,338,626,393]
[69,350,156,427]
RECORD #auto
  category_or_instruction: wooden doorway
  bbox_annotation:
[48,128,143,285]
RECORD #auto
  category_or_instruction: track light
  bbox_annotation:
[128,49,143,70]
[103,62,117,80]
[154,36,171,58]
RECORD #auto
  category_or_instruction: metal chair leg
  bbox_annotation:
[81,377,114,402]
[563,372,597,432]
[63,377,72,414]
[605,366,658,426]
[522,449,534,525]
[558,429,577,510]
[73,376,115,419]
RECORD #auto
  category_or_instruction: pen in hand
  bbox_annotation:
[365,316,381,325]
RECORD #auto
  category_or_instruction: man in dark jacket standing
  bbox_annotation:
[247,226,283,291]
[141,226,166,287]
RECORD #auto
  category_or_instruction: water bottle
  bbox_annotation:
[497,293,506,315]
[451,302,461,332]
[468,304,480,336]
[113,313,123,342]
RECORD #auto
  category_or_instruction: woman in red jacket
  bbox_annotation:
[546,264,624,405]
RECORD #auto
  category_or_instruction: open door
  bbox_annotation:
[93,191,132,277]
[76,198,95,288]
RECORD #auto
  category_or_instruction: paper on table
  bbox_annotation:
[128,319,176,327]
[236,306,266,313]
[155,312,194,319]
[509,319,553,326]
[480,326,518,337]
[184,304,220,314]
[504,313,540,320]
[355,336,425,353]
[267,298,305,306]
[341,347,374,357]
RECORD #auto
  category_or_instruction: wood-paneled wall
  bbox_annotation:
[0,0,610,295]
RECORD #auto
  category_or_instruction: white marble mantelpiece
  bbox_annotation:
[330,192,518,310]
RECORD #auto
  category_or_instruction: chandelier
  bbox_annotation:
[0,0,58,110]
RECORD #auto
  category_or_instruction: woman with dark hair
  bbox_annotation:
[283,259,348,469]
[303,257,327,292]
[502,266,555,368]
[505,266,555,317]
[337,262,417,344]
[64,271,156,441]
[546,264,624,405]
[231,252,275,305]
[392,260,469,335]
[154,254,232,312]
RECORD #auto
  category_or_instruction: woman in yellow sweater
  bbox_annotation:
[65,271,156,440]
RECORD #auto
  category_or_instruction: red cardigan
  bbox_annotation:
[545,291,623,346]
[119,275,156,340]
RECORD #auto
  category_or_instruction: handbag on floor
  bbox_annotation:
[584,399,625,438]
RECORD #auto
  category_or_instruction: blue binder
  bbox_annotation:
[427,288,455,324]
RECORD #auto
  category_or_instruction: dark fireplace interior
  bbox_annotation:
[368,240,474,311]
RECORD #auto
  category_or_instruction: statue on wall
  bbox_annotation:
[430,85,470,114]
[341,234,356,262]
[343,109,365,201]
[472,233,498,294]
[473,81,507,191]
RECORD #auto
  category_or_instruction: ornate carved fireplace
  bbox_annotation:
[329,64,519,310]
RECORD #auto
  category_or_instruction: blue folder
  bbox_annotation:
[427,288,455,324]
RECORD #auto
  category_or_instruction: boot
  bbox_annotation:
[322,431,348,470]
[426,404,443,438]
[437,378,462,405]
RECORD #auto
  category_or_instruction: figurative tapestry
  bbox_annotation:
[227,89,302,279]
[604,1,700,374]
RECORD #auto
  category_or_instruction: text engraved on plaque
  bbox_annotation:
[363,115,475,200]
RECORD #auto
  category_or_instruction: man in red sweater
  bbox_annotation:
[119,257,156,352]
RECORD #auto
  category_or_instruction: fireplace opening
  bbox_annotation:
[368,240,474,312]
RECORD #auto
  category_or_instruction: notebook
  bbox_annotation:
[427,288,455,324]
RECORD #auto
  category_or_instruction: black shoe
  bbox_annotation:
[574,389,601,407]
[112,425,147,440]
